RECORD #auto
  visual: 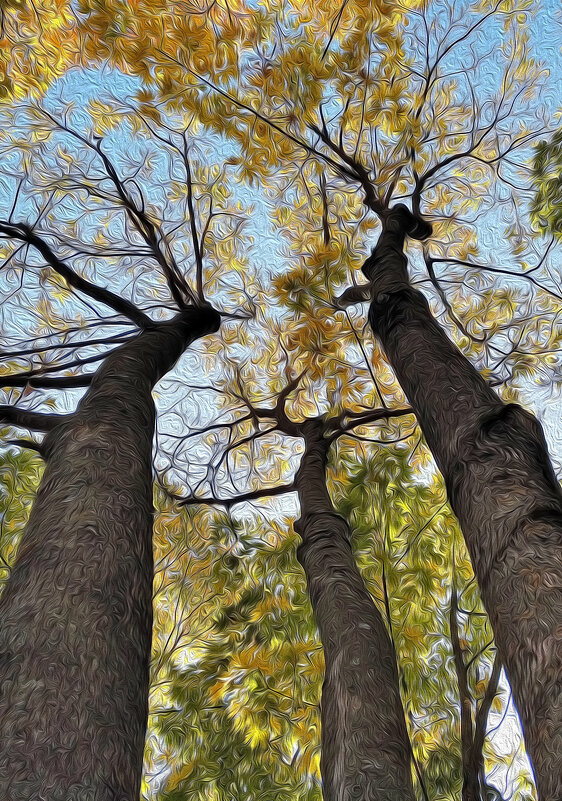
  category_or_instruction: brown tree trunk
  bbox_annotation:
[294,420,416,801]
[0,306,220,801]
[364,206,562,801]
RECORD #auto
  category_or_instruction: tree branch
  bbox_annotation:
[450,580,475,790]
[155,49,362,186]
[181,140,205,301]
[34,107,198,308]
[333,283,372,309]
[431,253,561,301]
[0,222,152,329]
[274,369,307,431]
[5,438,46,456]
[180,482,296,508]
[472,653,502,768]
[0,374,92,389]
[0,406,69,432]
[0,332,133,361]
[423,250,486,344]
[0,345,122,384]
[309,122,384,213]
[328,406,414,440]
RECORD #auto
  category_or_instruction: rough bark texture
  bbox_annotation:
[364,206,562,801]
[0,306,220,801]
[294,421,416,801]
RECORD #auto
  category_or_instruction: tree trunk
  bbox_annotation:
[294,420,416,801]
[364,206,562,801]
[0,306,220,801]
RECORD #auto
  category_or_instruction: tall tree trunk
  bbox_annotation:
[294,420,416,801]
[0,306,220,801]
[363,205,562,801]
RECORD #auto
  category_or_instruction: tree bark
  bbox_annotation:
[294,420,416,801]
[0,306,220,801]
[364,206,562,801]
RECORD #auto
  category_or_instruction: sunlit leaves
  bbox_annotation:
[0,0,79,100]
[531,129,562,238]
[0,447,43,589]
[72,0,558,382]
[146,494,322,800]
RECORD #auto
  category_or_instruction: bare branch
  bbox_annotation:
[464,639,495,674]
[423,250,486,343]
[450,581,475,765]
[0,221,152,329]
[319,173,331,246]
[1,332,133,361]
[5,438,45,456]
[431,250,562,302]
[34,107,198,308]
[155,48,362,186]
[472,653,502,762]
[180,482,296,508]
[334,283,371,308]
[274,369,307,428]
[309,123,384,213]
[180,139,205,301]
[328,406,414,440]
[321,0,349,60]
[0,344,122,384]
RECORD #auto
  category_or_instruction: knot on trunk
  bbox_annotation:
[445,401,562,585]
[362,245,408,292]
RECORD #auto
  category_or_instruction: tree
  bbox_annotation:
[182,380,418,800]
[0,2,558,796]
[73,0,562,792]
[0,340,533,800]
[0,446,44,585]
[351,200,562,801]
[333,443,522,801]
[0,95,262,798]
